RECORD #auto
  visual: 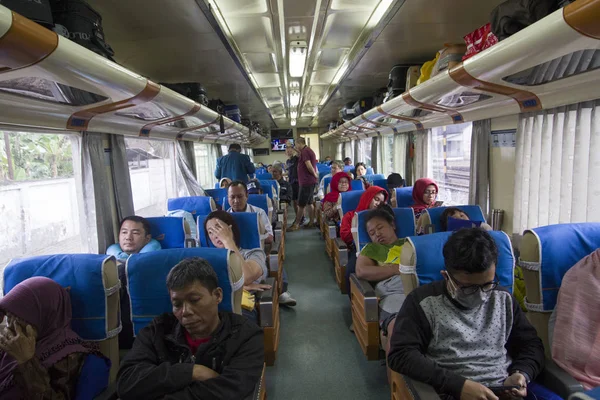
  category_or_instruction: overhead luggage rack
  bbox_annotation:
[321,0,600,142]
[0,5,266,146]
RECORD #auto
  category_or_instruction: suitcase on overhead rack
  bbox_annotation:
[50,0,115,60]
[353,97,373,116]
[339,101,356,121]
[0,0,54,29]
[161,83,209,106]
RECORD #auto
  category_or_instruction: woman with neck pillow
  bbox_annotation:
[106,216,161,261]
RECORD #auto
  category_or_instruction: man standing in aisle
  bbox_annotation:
[289,137,319,231]
[215,143,255,183]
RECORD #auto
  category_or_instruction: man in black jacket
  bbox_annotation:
[117,258,264,400]
[387,229,544,400]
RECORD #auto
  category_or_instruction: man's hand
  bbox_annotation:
[192,365,219,381]
[244,283,272,292]
[460,380,499,400]
[503,373,527,398]
[264,235,274,244]
[0,322,37,364]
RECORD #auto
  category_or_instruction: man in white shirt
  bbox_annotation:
[227,181,296,306]
[317,160,344,199]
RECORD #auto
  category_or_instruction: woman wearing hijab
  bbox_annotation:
[340,185,389,247]
[321,172,352,223]
[410,178,440,234]
[0,277,110,399]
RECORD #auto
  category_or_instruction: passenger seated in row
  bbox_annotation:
[340,185,388,247]
[344,157,352,166]
[317,160,344,199]
[227,181,273,244]
[117,258,264,400]
[271,164,292,204]
[441,207,493,232]
[551,248,600,390]
[0,277,110,399]
[107,216,161,260]
[204,210,271,323]
[356,206,406,342]
[219,178,232,188]
[388,229,544,400]
[411,177,440,220]
[322,172,352,224]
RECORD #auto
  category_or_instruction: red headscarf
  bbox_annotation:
[0,277,95,398]
[340,186,389,246]
[323,172,352,204]
[411,178,439,213]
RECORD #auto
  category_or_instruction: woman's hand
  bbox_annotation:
[0,322,37,364]
[212,221,237,250]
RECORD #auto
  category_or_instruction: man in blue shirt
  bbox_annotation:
[215,144,255,183]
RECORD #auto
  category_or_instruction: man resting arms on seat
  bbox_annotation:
[117,258,264,400]
[107,216,161,260]
[388,228,544,400]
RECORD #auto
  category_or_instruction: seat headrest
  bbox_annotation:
[426,205,486,233]
[125,248,239,335]
[167,196,214,215]
[146,217,186,249]
[372,179,388,189]
[403,231,515,292]
[338,190,365,215]
[394,187,414,208]
[323,176,333,191]
[247,194,270,215]
[351,180,364,191]
[2,254,120,341]
[364,174,386,182]
[197,213,261,249]
[520,222,600,311]
[256,173,272,180]
[353,208,416,252]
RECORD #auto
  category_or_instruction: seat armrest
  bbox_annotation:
[256,277,276,328]
[536,360,584,398]
[403,375,441,400]
[94,382,118,400]
[350,274,378,322]
[327,221,337,238]
[274,221,283,231]
[334,237,349,266]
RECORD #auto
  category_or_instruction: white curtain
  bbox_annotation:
[371,136,381,173]
[414,130,431,182]
[344,141,353,161]
[469,119,491,216]
[176,141,205,197]
[336,143,343,161]
[353,140,359,163]
[109,134,135,222]
[393,133,409,182]
[513,100,600,235]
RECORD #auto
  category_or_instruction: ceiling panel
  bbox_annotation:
[217,0,268,15]
[245,53,275,74]
[227,16,274,52]
[321,12,371,49]
[330,0,379,11]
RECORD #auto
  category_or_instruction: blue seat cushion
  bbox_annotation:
[146,217,186,249]
[395,187,414,208]
[167,196,213,216]
[355,208,416,251]
[197,213,261,249]
[340,190,365,215]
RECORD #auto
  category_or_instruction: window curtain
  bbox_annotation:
[371,136,380,173]
[336,143,343,161]
[80,132,113,254]
[216,144,223,158]
[109,134,135,222]
[414,129,431,182]
[469,119,491,216]
[344,141,352,161]
[513,99,600,235]
[353,140,359,163]
[393,133,409,183]
[176,140,205,197]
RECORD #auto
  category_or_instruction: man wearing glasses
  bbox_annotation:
[388,229,544,400]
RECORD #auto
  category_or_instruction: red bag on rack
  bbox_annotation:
[462,23,499,61]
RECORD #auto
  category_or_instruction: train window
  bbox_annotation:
[0,131,87,266]
[0,77,107,106]
[430,122,473,205]
[125,138,176,217]
[503,49,600,86]
[116,103,171,121]
[357,138,372,168]
[392,134,408,179]
[194,143,219,189]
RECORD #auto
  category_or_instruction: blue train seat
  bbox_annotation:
[424,205,486,233]
[259,180,280,202]
[337,190,366,220]
[256,173,273,180]
[318,170,329,182]
[146,216,193,248]
[372,179,388,189]
[343,165,354,173]
[204,189,228,210]
[363,174,385,183]
[2,254,120,381]
[393,187,414,208]
[167,196,215,216]
[197,213,262,250]
[519,223,600,355]
[352,208,416,253]
[124,248,243,337]
[323,176,333,195]
[351,180,364,191]
[366,167,374,175]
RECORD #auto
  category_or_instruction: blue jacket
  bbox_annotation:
[215,151,256,183]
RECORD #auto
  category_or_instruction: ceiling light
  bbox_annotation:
[290,110,298,119]
[263,98,270,108]
[270,53,278,73]
[291,119,297,126]
[366,0,394,29]
[290,81,300,88]
[290,91,300,107]
[289,41,307,78]
[319,93,329,106]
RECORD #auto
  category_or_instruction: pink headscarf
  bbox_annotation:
[410,178,439,214]
[552,249,600,390]
[0,277,94,398]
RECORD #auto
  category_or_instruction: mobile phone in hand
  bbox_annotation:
[434,200,444,207]
[487,385,520,395]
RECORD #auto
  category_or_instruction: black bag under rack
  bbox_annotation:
[208,99,225,115]
[50,0,114,60]
[161,83,209,106]
[0,0,54,29]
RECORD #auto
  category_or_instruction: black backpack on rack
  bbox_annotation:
[0,0,54,29]
[208,99,225,115]
[161,83,209,106]
[49,0,115,60]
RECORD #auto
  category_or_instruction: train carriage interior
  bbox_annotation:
[1,0,600,399]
